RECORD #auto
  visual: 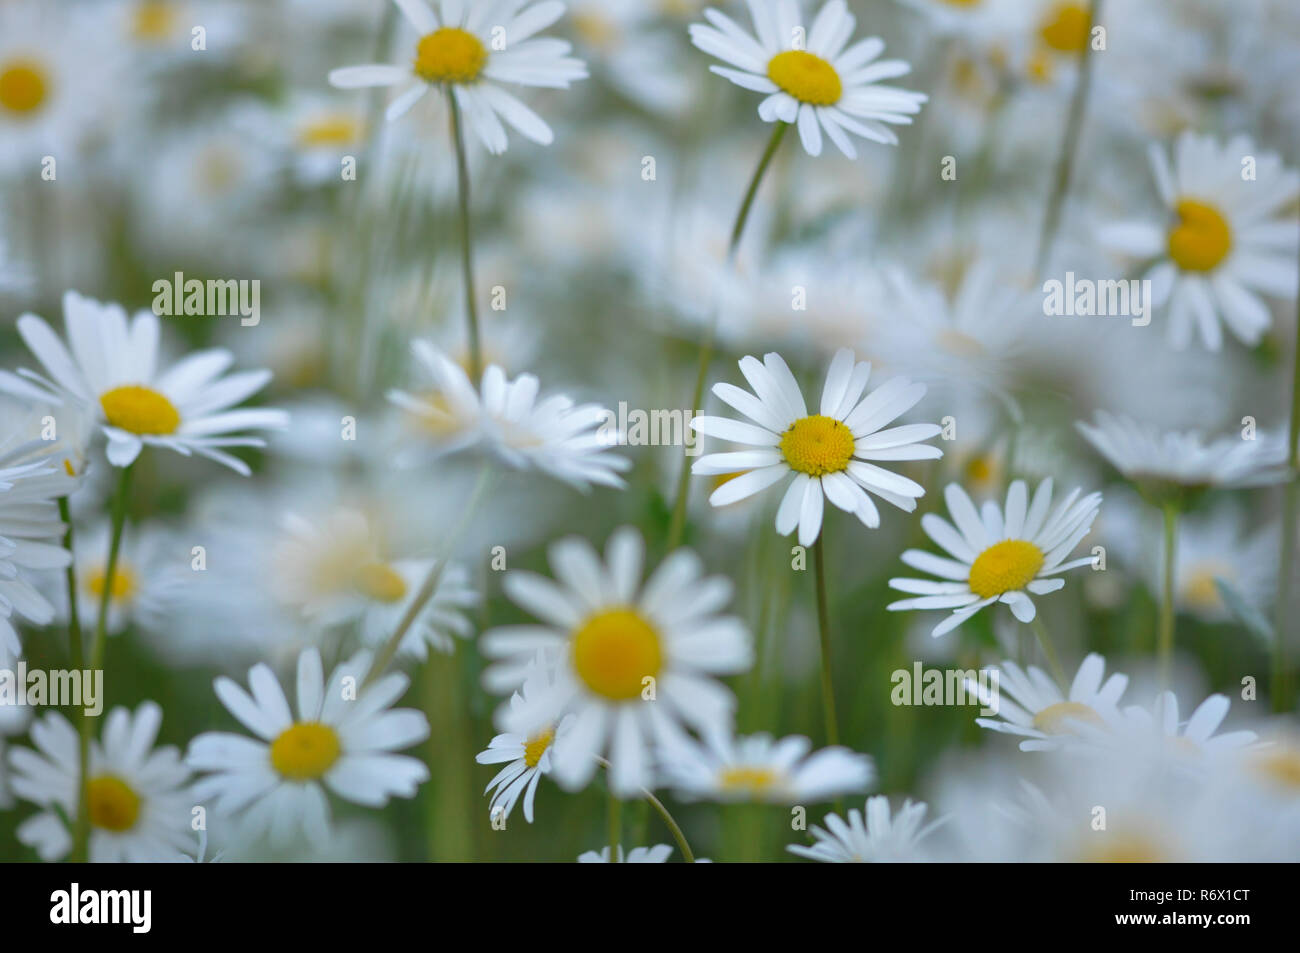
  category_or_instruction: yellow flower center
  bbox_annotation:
[967,539,1045,599]
[0,60,48,115]
[523,726,555,769]
[1256,750,1300,791]
[1039,2,1091,54]
[1183,566,1227,613]
[355,563,407,603]
[780,415,855,476]
[1032,701,1104,735]
[99,385,181,435]
[88,563,135,602]
[270,722,342,781]
[718,765,782,795]
[571,608,663,701]
[572,13,620,49]
[414,27,488,85]
[767,50,842,106]
[296,115,362,148]
[132,0,177,42]
[1077,832,1166,863]
[87,775,141,832]
[1167,199,1232,272]
[943,0,982,5]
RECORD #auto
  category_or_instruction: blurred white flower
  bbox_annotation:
[578,844,673,863]
[664,730,874,803]
[788,795,942,862]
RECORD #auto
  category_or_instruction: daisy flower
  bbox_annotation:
[887,478,1101,635]
[1077,411,1288,495]
[480,527,752,796]
[664,731,874,803]
[0,292,288,475]
[966,652,1128,751]
[475,667,572,823]
[578,844,673,863]
[1113,691,1259,761]
[788,796,942,863]
[388,341,629,491]
[689,0,927,158]
[328,0,587,154]
[7,702,195,862]
[1097,131,1299,350]
[53,520,183,638]
[691,348,943,547]
[186,648,430,846]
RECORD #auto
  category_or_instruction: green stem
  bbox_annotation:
[59,496,89,864]
[1029,615,1068,687]
[90,465,133,673]
[607,787,621,864]
[1032,0,1103,277]
[595,756,694,861]
[812,533,840,747]
[1274,220,1300,713]
[1158,502,1179,688]
[666,122,788,551]
[448,93,482,383]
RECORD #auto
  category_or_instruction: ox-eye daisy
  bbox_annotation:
[1111,691,1259,763]
[788,796,942,863]
[689,0,927,157]
[475,667,572,823]
[665,731,873,804]
[389,340,629,491]
[329,0,587,154]
[480,527,752,796]
[578,844,673,863]
[965,652,1128,751]
[692,348,943,546]
[186,648,430,845]
[8,702,195,862]
[1098,131,1299,350]
[888,478,1101,636]
[0,292,288,475]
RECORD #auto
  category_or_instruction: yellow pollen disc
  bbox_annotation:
[780,415,855,476]
[1167,199,1232,272]
[355,563,407,603]
[718,765,781,795]
[88,563,135,602]
[942,0,983,6]
[132,1,176,42]
[0,60,48,115]
[99,385,181,436]
[967,539,1044,599]
[523,726,555,769]
[1039,2,1091,54]
[1183,567,1226,613]
[572,13,620,49]
[297,115,361,148]
[87,775,141,832]
[414,27,488,84]
[767,50,842,106]
[1256,750,1300,791]
[1032,701,1104,735]
[270,722,341,781]
[1078,832,1165,863]
[63,458,76,477]
[965,454,998,487]
[571,608,663,701]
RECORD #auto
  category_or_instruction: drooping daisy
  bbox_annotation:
[966,652,1128,751]
[475,667,572,823]
[328,0,587,154]
[1076,411,1288,495]
[388,341,629,491]
[186,648,430,845]
[788,795,942,863]
[664,730,874,804]
[1097,131,1299,350]
[887,478,1102,635]
[578,844,673,863]
[480,527,752,796]
[7,702,195,862]
[691,348,943,547]
[689,0,927,158]
[0,292,288,475]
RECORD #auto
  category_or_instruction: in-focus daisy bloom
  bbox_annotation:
[788,796,942,863]
[692,348,943,546]
[0,292,288,475]
[187,648,430,845]
[1077,411,1288,499]
[888,478,1101,636]
[665,731,874,803]
[328,0,587,154]
[689,0,927,157]
[578,844,673,863]
[966,653,1127,751]
[481,527,752,796]
[7,702,195,862]
[475,669,572,823]
[389,341,629,490]
[1097,131,1299,350]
